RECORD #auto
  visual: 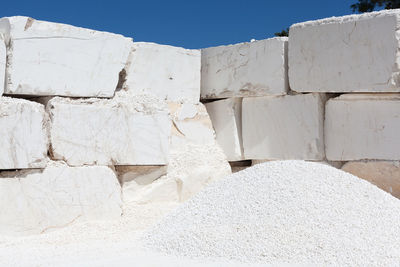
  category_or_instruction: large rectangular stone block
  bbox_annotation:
[201,37,288,99]
[48,93,171,166]
[243,94,325,160]
[0,16,132,97]
[205,98,244,161]
[0,97,48,169]
[0,162,122,236]
[289,10,400,92]
[124,42,200,103]
[325,94,400,160]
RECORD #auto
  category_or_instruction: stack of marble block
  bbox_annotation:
[203,9,400,198]
[0,16,230,235]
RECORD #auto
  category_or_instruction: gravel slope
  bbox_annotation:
[143,160,400,265]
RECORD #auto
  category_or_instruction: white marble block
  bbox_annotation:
[325,94,400,160]
[0,16,132,97]
[201,37,288,99]
[205,98,244,161]
[242,94,325,160]
[289,10,400,92]
[48,94,171,166]
[124,42,200,103]
[0,162,122,236]
[342,161,400,199]
[0,97,48,169]
[0,33,5,96]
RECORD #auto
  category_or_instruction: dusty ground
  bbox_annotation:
[0,202,259,266]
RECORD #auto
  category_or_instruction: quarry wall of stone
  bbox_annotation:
[0,10,399,235]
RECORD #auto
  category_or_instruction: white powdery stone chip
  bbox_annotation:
[0,162,122,236]
[205,98,244,161]
[201,37,288,99]
[0,16,132,97]
[289,10,400,92]
[124,42,200,103]
[242,94,325,160]
[325,94,400,161]
[48,94,171,166]
[0,97,48,169]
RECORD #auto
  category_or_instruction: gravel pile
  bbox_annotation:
[143,160,400,265]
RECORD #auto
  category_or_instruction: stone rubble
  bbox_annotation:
[143,161,400,265]
[119,102,231,204]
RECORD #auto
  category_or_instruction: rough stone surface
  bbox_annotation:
[243,94,325,160]
[201,37,288,99]
[0,16,132,97]
[124,42,200,103]
[121,102,231,204]
[0,97,48,169]
[48,93,171,166]
[0,33,5,96]
[325,94,400,160]
[205,98,244,161]
[169,102,216,146]
[0,162,122,236]
[289,10,400,92]
[116,165,169,203]
[342,161,400,199]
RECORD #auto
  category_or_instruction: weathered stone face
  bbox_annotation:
[325,94,400,161]
[169,102,216,147]
[48,94,171,166]
[201,37,288,99]
[242,94,326,160]
[289,10,400,93]
[0,97,48,169]
[0,16,132,97]
[205,98,244,161]
[0,163,122,236]
[124,42,201,103]
[342,161,400,199]
[0,33,5,96]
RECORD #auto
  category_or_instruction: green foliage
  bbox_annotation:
[351,0,400,12]
[274,28,289,37]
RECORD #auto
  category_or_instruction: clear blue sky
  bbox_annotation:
[2,0,361,49]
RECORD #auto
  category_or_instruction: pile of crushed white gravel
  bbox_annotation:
[143,160,400,265]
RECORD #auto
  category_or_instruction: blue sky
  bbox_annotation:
[2,0,362,49]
